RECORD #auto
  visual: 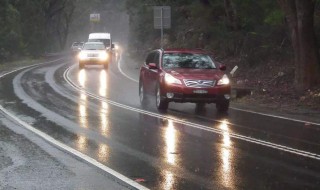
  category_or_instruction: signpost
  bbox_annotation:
[154,6,171,48]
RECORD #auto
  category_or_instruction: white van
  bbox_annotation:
[88,33,112,49]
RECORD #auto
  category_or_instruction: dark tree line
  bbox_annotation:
[0,0,123,61]
[126,0,320,91]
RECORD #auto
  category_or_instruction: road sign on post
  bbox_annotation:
[154,6,171,48]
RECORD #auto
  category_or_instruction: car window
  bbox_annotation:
[82,43,105,50]
[153,52,160,67]
[146,52,155,65]
[162,53,216,69]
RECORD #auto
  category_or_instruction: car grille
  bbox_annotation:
[87,53,99,57]
[183,79,215,88]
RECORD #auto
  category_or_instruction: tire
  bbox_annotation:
[156,85,168,111]
[139,81,148,106]
[216,100,229,113]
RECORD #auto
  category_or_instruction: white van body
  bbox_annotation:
[88,33,111,49]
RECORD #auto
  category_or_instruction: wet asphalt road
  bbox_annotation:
[1,54,320,190]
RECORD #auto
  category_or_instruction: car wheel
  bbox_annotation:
[156,85,168,111]
[139,81,148,106]
[216,100,229,113]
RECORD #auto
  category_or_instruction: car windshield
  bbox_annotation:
[82,43,105,50]
[162,53,216,69]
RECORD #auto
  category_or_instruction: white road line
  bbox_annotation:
[230,107,320,126]
[117,54,139,83]
[117,55,320,126]
[65,66,320,161]
[0,106,148,190]
[0,59,150,190]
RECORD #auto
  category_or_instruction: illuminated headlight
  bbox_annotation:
[78,52,87,60]
[99,52,108,61]
[165,73,182,85]
[217,74,230,85]
[115,45,119,50]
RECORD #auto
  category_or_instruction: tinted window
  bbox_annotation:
[162,53,216,69]
[153,52,160,67]
[146,52,155,65]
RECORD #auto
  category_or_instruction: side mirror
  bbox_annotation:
[148,63,157,70]
[219,65,226,71]
[111,44,115,49]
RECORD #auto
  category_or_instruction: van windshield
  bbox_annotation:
[82,43,105,50]
[88,39,111,47]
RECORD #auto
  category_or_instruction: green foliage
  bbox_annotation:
[125,0,291,66]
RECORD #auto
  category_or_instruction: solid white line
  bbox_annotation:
[116,55,320,126]
[0,58,65,78]
[117,54,139,83]
[0,106,149,190]
[65,66,320,161]
[230,107,320,126]
[0,59,150,190]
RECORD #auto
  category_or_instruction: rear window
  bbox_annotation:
[162,53,216,69]
[82,43,105,50]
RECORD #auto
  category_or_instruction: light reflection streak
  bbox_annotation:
[99,70,109,136]
[77,70,88,151]
[98,143,109,162]
[219,119,234,188]
[99,70,107,97]
[78,69,86,87]
[162,119,179,190]
[165,120,176,165]
[162,171,175,190]
[77,135,87,151]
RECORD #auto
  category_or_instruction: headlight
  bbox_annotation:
[78,52,87,60]
[217,74,230,85]
[165,73,182,85]
[99,52,108,61]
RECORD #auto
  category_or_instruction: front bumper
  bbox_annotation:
[79,58,108,65]
[162,84,231,103]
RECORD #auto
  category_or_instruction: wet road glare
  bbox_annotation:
[0,55,320,189]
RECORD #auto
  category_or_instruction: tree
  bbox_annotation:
[278,0,320,92]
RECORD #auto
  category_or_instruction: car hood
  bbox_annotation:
[164,68,224,80]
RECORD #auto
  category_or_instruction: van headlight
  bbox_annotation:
[165,73,182,85]
[217,74,230,85]
[78,52,87,60]
[99,52,108,61]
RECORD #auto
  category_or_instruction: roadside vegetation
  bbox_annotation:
[125,0,320,111]
[1,0,319,111]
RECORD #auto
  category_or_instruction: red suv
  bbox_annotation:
[139,49,231,112]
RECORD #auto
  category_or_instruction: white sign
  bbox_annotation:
[154,6,171,29]
[90,13,100,22]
